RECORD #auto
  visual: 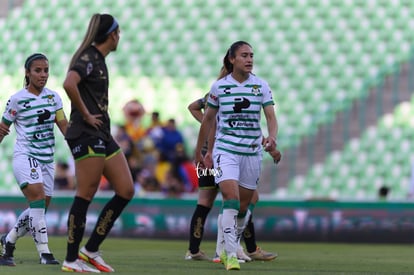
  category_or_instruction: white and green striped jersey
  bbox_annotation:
[2,88,63,163]
[207,73,274,156]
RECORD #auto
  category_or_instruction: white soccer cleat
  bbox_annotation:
[79,247,114,272]
[237,245,252,262]
[61,259,101,273]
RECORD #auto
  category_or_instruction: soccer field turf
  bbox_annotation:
[0,237,413,274]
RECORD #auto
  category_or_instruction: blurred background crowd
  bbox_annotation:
[55,99,198,196]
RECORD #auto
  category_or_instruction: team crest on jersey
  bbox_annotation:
[47,95,55,105]
[30,168,39,180]
[251,85,260,95]
[86,62,93,75]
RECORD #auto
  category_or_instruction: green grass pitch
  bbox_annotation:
[0,237,413,274]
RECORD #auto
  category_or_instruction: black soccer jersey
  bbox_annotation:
[65,46,111,141]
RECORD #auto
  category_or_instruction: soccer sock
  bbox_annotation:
[85,194,130,252]
[236,211,249,246]
[222,200,239,258]
[7,208,30,243]
[244,204,257,253]
[66,196,90,262]
[215,211,224,256]
[28,199,50,255]
[188,204,211,254]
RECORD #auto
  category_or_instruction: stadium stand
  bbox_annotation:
[287,101,414,200]
[0,0,414,198]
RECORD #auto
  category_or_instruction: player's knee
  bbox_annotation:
[118,185,135,200]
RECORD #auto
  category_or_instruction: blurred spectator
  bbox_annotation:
[146,111,163,132]
[134,136,160,193]
[122,99,146,143]
[156,118,184,162]
[146,111,164,146]
[135,168,160,194]
[157,145,198,197]
[114,124,142,183]
[378,185,390,201]
[114,124,135,158]
[155,152,172,191]
[163,168,185,197]
[54,160,75,190]
[115,102,194,196]
[173,144,198,192]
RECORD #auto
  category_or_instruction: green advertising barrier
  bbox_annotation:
[1,195,414,243]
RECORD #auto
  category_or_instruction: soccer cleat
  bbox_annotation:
[213,254,246,264]
[237,246,252,262]
[212,255,221,263]
[79,247,114,272]
[0,235,16,266]
[40,253,60,264]
[247,246,278,261]
[225,255,241,271]
[1,235,15,257]
[184,250,210,261]
[0,256,16,266]
[219,250,227,266]
[61,259,101,273]
[0,235,4,256]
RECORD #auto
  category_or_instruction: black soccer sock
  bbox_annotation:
[188,204,211,254]
[85,195,131,252]
[243,214,257,253]
[66,196,91,262]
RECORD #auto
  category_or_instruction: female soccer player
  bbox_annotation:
[186,93,279,263]
[0,53,68,266]
[61,13,135,273]
[194,41,278,270]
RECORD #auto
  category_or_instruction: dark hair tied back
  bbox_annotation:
[24,53,47,70]
[95,14,118,43]
[228,41,251,58]
[222,41,251,73]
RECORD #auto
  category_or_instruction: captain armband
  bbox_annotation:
[55,109,66,122]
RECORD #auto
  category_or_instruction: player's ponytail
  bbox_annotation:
[68,13,118,70]
[68,13,101,70]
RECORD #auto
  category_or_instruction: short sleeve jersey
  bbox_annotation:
[2,88,64,163]
[65,46,111,141]
[207,73,274,156]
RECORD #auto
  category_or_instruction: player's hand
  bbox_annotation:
[83,113,103,130]
[262,136,276,152]
[194,151,205,169]
[268,148,282,164]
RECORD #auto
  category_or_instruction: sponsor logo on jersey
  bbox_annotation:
[94,139,105,149]
[209,93,218,102]
[8,108,17,117]
[233,97,250,113]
